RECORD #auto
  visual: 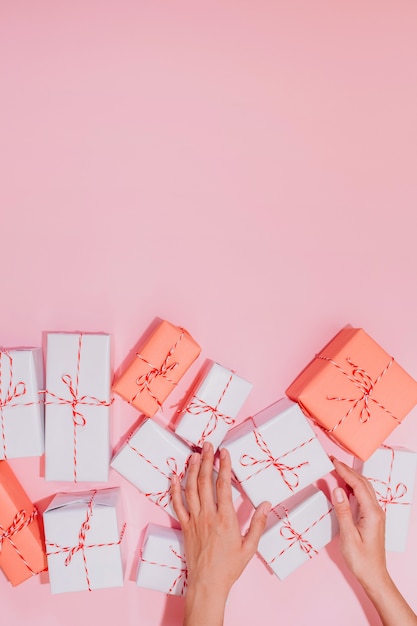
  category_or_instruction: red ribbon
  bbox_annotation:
[318,356,399,433]
[140,544,188,595]
[130,330,185,409]
[270,505,333,565]
[43,334,113,482]
[0,350,37,460]
[368,445,411,513]
[46,491,126,592]
[240,423,313,493]
[185,371,235,446]
[0,508,39,575]
[127,438,189,510]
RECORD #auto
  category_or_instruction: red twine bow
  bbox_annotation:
[270,506,333,564]
[127,438,189,510]
[140,545,188,595]
[46,491,126,592]
[186,371,235,446]
[368,445,411,513]
[240,425,312,492]
[130,330,185,409]
[0,509,39,575]
[0,350,34,459]
[43,334,113,482]
[318,356,399,432]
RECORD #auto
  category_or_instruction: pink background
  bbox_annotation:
[1,1,417,624]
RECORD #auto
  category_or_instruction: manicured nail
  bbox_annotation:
[220,448,227,459]
[334,487,347,503]
[261,501,272,515]
[171,474,178,485]
[190,452,200,465]
[203,442,211,454]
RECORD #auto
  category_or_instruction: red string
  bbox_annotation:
[127,438,189,509]
[46,490,126,592]
[239,420,313,493]
[185,370,235,446]
[368,445,411,512]
[0,508,39,575]
[43,334,113,482]
[0,350,39,460]
[129,330,185,409]
[140,544,187,595]
[317,356,399,432]
[270,505,334,564]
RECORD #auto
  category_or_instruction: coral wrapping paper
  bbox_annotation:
[136,523,186,596]
[286,328,417,460]
[0,461,47,586]
[175,361,253,451]
[257,486,338,580]
[0,348,44,460]
[222,398,334,508]
[113,319,201,417]
[43,488,125,594]
[44,333,112,482]
[353,446,417,552]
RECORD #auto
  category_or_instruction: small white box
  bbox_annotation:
[44,332,112,482]
[0,348,44,460]
[175,361,253,451]
[353,445,417,552]
[258,486,338,580]
[43,488,125,593]
[222,398,334,508]
[137,524,186,595]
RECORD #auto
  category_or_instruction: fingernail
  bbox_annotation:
[203,442,211,454]
[171,474,178,485]
[190,452,200,465]
[334,487,346,503]
[262,502,272,515]
[220,448,227,459]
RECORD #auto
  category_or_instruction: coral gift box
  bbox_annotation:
[222,398,334,508]
[0,348,44,460]
[44,332,112,482]
[136,523,187,596]
[286,327,417,460]
[257,486,338,580]
[113,320,201,417]
[175,361,253,451]
[353,445,417,552]
[0,461,47,586]
[43,488,125,594]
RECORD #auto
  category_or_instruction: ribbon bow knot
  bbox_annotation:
[279,522,317,557]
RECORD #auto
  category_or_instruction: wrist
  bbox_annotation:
[184,580,229,626]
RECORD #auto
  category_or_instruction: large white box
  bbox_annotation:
[44,332,112,482]
[353,445,417,552]
[0,348,44,460]
[43,488,125,594]
[137,524,186,595]
[222,398,334,508]
[175,361,253,451]
[258,486,338,580]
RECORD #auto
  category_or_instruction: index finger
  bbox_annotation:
[332,457,381,513]
[216,448,234,512]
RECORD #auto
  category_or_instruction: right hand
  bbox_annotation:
[331,457,388,588]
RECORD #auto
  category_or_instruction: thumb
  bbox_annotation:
[332,487,357,538]
[243,501,271,555]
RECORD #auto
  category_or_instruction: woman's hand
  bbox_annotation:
[171,442,271,626]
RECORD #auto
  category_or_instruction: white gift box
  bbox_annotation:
[0,348,44,460]
[175,362,253,451]
[43,488,125,594]
[222,398,334,508]
[137,524,186,595]
[258,486,338,580]
[353,445,417,552]
[44,333,112,482]
[111,418,241,520]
